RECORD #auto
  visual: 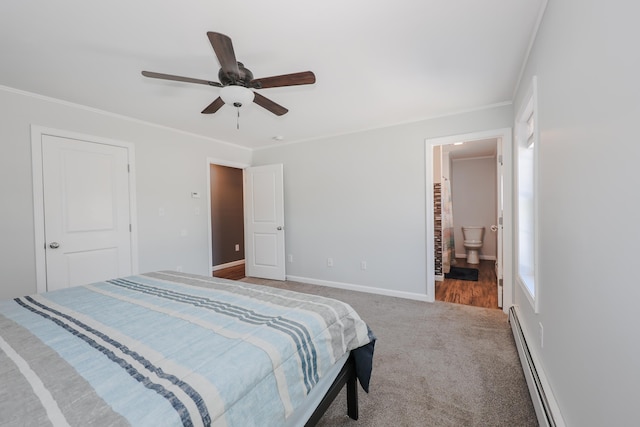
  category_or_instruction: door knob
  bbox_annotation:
[49,242,60,249]
[277,226,283,230]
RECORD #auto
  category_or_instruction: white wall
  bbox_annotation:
[450,156,497,259]
[0,87,251,300]
[513,0,640,425]
[252,105,512,300]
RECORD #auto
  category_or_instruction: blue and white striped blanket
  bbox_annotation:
[0,271,374,426]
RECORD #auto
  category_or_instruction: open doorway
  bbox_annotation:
[434,139,499,309]
[207,159,249,280]
[425,128,513,314]
[207,160,287,282]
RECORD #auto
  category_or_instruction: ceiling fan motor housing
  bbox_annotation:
[219,62,254,87]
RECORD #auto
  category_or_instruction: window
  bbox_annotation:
[516,76,539,312]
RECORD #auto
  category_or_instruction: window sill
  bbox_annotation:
[517,273,538,313]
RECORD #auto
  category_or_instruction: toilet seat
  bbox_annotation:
[464,241,483,248]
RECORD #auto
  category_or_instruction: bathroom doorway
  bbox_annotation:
[425,129,513,313]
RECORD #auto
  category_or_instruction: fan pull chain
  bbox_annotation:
[235,104,241,130]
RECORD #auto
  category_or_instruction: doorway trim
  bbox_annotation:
[31,125,139,293]
[206,158,250,275]
[425,128,513,313]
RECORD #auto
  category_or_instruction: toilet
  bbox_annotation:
[462,226,485,264]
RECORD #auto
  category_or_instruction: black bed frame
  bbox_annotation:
[304,353,359,426]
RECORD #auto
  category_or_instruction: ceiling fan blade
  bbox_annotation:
[141,71,221,87]
[251,71,316,89]
[253,92,288,116]
[207,32,240,79]
[201,97,225,114]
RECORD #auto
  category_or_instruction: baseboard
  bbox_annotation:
[509,306,565,427]
[285,275,430,302]
[211,259,245,272]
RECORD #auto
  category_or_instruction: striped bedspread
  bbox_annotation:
[0,271,373,426]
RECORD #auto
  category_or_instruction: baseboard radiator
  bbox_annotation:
[509,306,565,427]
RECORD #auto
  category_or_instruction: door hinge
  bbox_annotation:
[129,224,132,232]
[498,155,503,165]
[498,216,503,226]
[499,278,503,288]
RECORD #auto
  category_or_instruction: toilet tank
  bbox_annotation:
[462,226,485,242]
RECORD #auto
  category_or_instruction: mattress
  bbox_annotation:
[0,271,374,426]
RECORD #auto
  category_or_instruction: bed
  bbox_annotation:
[0,271,375,426]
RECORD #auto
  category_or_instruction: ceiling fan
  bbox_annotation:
[142,32,316,117]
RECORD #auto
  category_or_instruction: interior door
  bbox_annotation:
[496,139,504,308]
[42,135,133,291]
[244,164,286,280]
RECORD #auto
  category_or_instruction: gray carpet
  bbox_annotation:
[242,277,538,427]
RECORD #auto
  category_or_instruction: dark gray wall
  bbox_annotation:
[210,165,244,266]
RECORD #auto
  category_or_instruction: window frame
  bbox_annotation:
[515,76,540,313]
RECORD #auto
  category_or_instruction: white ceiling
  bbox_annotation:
[0,0,545,150]
[446,138,497,160]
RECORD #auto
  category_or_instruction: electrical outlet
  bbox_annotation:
[235,244,240,251]
[176,265,183,272]
[288,254,293,263]
[327,257,333,267]
[361,261,367,270]
[539,322,544,348]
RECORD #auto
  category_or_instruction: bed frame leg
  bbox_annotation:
[304,354,359,426]
[346,369,359,420]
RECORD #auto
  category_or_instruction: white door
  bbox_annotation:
[42,135,133,291]
[244,164,286,280]
[496,139,504,308]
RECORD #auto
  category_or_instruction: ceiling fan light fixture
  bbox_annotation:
[220,85,254,108]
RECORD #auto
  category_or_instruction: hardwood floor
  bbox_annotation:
[213,263,246,280]
[436,258,499,309]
